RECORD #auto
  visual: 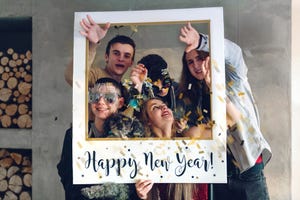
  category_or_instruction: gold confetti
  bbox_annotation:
[183,111,192,121]
[218,96,225,103]
[197,115,204,121]
[212,59,220,72]
[248,126,255,134]
[122,117,129,121]
[227,135,235,144]
[138,172,143,176]
[130,25,138,33]
[188,139,196,145]
[76,161,82,170]
[120,151,125,156]
[238,92,245,96]
[185,111,192,117]
[228,65,235,72]
[176,141,182,152]
[77,141,82,148]
[232,159,241,169]
[227,80,234,87]
[178,93,183,99]
[197,107,201,115]
[208,120,214,127]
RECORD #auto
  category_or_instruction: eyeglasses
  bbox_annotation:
[88,92,120,104]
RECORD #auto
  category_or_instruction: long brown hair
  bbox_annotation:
[178,50,210,105]
[140,98,195,199]
[140,97,161,137]
[145,183,195,200]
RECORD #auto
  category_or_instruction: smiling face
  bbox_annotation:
[144,98,174,138]
[185,49,210,81]
[105,43,134,81]
[90,83,124,121]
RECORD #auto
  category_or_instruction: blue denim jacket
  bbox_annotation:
[198,35,272,172]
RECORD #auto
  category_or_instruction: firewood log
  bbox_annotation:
[4,190,18,200]
[8,175,22,194]
[19,191,31,200]
[17,114,32,128]
[10,153,22,165]
[7,166,19,178]
[0,167,7,180]
[0,179,8,192]
[23,174,31,187]
[5,104,17,116]
[0,115,12,128]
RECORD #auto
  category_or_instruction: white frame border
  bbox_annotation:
[72,7,226,184]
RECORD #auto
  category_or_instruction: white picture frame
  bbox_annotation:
[72,7,226,184]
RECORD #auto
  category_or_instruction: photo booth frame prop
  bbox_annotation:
[73,7,226,184]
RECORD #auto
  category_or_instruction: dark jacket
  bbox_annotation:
[57,127,140,200]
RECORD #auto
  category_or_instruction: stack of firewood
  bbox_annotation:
[0,48,32,128]
[0,148,32,200]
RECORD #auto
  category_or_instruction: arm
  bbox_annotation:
[179,22,247,79]
[64,15,110,86]
[64,43,98,86]
[57,128,75,199]
[197,35,248,80]
[226,97,241,127]
[57,128,90,199]
[184,124,212,139]
[179,22,201,52]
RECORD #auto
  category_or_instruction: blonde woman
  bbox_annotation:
[135,98,208,200]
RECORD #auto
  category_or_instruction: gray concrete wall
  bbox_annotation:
[0,0,291,199]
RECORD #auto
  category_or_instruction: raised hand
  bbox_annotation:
[179,22,200,53]
[130,64,148,92]
[135,179,154,199]
[80,15,110,44]
[175,118,188,135]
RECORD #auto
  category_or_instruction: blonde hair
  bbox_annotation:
[140,98,157,137]
[146,183,195,200]
[140,98,195,199]
[140,97,176,137]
